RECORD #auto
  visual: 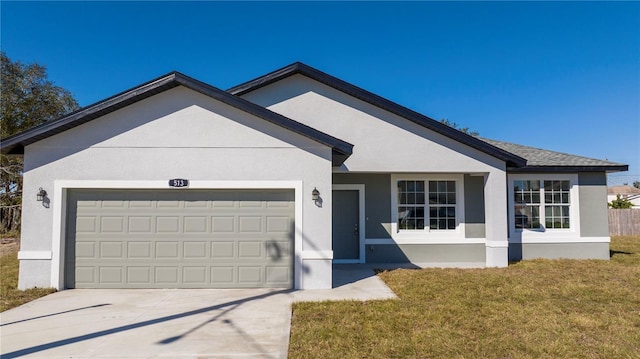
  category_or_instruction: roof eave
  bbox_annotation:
[507,165,629,173]
[1,73,181,155]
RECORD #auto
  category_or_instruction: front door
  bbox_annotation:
[332,190,360,262]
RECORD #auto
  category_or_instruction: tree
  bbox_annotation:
[633,181,640,189]
[608,194,633,209]
[439,118,479,137]
[1,52,79,232]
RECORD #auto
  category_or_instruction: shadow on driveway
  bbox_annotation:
[1,289,293,359]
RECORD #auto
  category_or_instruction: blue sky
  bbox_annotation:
[2,1,639,184]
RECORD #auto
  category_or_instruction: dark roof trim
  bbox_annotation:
[1,72,353,166]
[508,165,629,173]
[228,62,527,168]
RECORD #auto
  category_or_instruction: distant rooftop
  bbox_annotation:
[608,185,640,195]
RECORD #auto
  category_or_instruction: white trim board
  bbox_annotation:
[51,180,304,290]
[18,251,53,260]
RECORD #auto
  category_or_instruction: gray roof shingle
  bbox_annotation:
[482,138,627,172]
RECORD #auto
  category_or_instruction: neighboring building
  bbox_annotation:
[608,185,640,207]
[0,62,628,290]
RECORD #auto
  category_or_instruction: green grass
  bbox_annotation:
[289,236,640,358]
[0,244,56,312]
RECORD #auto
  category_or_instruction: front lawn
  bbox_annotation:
[289,236,640,358]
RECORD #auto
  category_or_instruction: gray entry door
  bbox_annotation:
[65,189,294,289]
[332,190,360,261]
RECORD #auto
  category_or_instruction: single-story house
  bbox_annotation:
[608,185,640,207]
[1,62,628,290]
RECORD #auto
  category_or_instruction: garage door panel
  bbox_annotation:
[239,217,262,232]
[128,216,153,233]
[128,242,152,258]
[211,267,234,284]
[266,266,291,284]
[156,216,180,233]
[183,241,207,258]
[66,189,294,288]
[238,267,262,283]
[184,217,208,233]
[211,241,235,258]
[128,267,151,283]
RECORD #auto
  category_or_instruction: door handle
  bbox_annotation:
[354,223,358,234]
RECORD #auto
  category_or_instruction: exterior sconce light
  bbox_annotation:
[312,187,320,201]
[37,187,47,202]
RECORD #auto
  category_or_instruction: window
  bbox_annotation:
[397,180,457,231]
[514,179,570,230]
[398,180,425,230]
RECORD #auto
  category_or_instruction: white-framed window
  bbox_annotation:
[510,174,578,234]
[391,174,465,240]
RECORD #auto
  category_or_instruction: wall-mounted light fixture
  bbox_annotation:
[36,187,47,202]
[311,187,320,201]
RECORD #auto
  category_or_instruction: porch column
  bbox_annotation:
[484,170,509,267]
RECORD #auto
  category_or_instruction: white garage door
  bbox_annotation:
[65,189,294,288]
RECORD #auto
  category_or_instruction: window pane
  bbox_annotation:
[407,181,416,192]
[449,181,456,192]
[397,180,427,230]
[427,180,457,230]
[544,205,570,229]
[447,219,455,229]
[531,193,540,204]
[514,180,540,204]
[398,181,407,191]
[438,219,446,229]
[515,205,540,229]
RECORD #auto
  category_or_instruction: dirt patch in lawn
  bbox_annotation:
[1,236,20,257]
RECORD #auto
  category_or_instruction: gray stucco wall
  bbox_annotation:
[578,172,609,237]
[464,174,486,238]
[334,173,488,240]
[333,173,392,238]
[509,243,610,261]
[366,243,486,264]
[18,86,335,289]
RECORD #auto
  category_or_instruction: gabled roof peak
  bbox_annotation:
[228,62,527,168]
[0,70,353,165]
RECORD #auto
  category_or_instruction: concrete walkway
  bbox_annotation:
[0,265,396,358]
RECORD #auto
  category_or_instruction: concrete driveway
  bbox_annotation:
[0,265,396,358]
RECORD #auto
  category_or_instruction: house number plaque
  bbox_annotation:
[168,179,189,188]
